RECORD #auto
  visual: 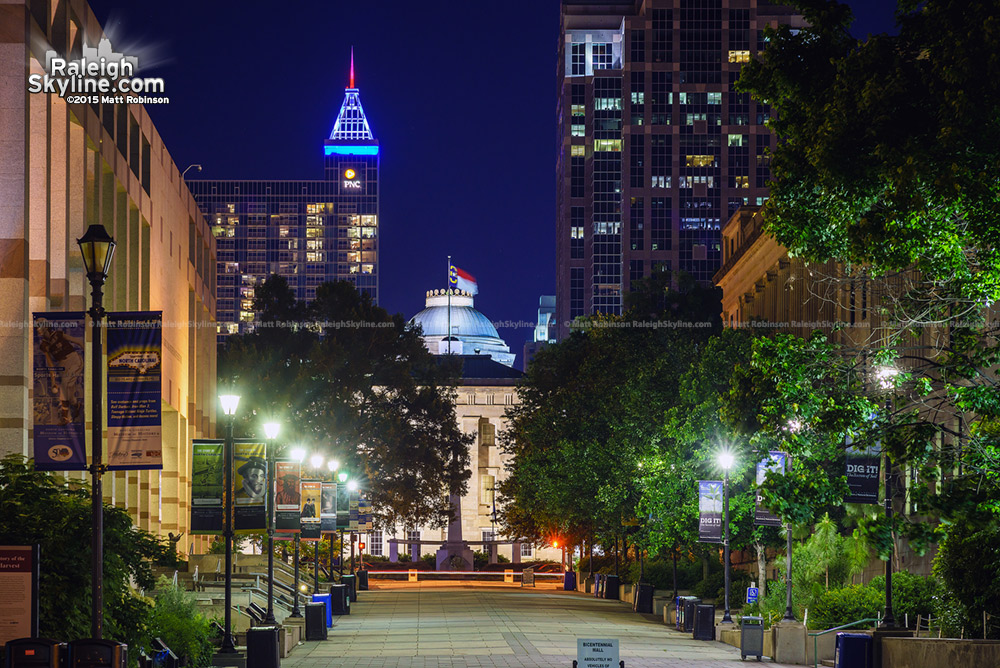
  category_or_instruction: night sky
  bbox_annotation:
[87,1,899,368]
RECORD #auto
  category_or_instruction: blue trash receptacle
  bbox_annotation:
[563,571,577,591]
[835,633,872,668]
[311,593,332,627]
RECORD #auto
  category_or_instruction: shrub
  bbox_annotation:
[932,520,1000,639]
[867,572,940,624]
[809,583,883,629]
[146,577,215,668]
[741,579,797,628]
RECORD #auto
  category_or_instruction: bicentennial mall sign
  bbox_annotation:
[577,639,619,668]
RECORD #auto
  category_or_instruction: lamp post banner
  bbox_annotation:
[300,480,322,541]
[349,490,360,531]
[321,482,337,533]
[754,451,786,527]
[358,497,373,531]
[32,313,87,471]
[845,455,881,503]
[275,461,302,533]
[106,311,162,470]
[336,482,351,530]
[191,439,224,534]
[234,440,267,532]
[698,480,723,543]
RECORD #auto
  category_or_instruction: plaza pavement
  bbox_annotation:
[282,581,801,668]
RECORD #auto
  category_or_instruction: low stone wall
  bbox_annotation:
[884,637,1000,668]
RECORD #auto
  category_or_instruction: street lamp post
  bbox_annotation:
[218,394,241,657]
[288,446,306,618]
[262,421,280,626]
[78,224,116,640]
[338,471,349,576]
[875,365,899,629]
[327,459,339,579]
[347,480,358,574]
[782,523,795,620]
[309,453,325,593]
[719,451,735,624]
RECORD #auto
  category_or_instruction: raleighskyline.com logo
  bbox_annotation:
[27,38,168,104]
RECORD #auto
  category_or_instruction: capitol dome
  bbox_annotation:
[409,290,515,367]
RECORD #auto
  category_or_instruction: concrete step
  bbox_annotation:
[821,660,835,667]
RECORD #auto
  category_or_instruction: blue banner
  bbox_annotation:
[754,451,787,527]
[106,312,162,470]
[698,480,723,543]
[32,313,87,471]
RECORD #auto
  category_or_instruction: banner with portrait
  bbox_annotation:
[106,311,162,470]
[754,451,787,527]
[320,482,337,534]
[234,440,267,533]
[32,313,87,471]
[698,480,723,543]
[191,439,224,534]
[274,461,301,533]
[300,480,321,541]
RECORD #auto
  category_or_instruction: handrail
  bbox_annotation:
[807,618,878,668]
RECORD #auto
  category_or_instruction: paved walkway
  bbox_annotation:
[283,584,798,667]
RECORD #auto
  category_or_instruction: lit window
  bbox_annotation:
[594,139,622,152]
[361,264,374,274]
[734,176,749,188]
[520,543,533,558]
[728,50,750,63]
[685,154,716,167]
[571,145,585,157]
[707,92,722,105]
[572,123,586,137]
[728,134,746,147]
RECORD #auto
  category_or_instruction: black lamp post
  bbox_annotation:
[874,366,899,629]
[290,533,302,618]
[347,479,358,575]
[719,450,735,624]
[218,394,241,657]
[77,224,116,640]
[782,522,796,621]
[262,421,280,626]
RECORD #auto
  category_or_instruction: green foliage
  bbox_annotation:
[809,583,883,630]
[868,572,939,624]
[220,277,472,528]
[0,455,172,653]
[146,577,215,668]
[741,580,795,628]
[932,520,1000,638]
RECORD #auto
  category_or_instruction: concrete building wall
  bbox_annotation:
[0,0,216,554]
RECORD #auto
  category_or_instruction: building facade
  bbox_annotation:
[555,0,804,338]
[189,70,379,343]
[1,0,217,552]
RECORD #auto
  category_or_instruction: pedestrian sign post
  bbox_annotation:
[746,586,759,604]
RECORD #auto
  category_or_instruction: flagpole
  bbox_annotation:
[447,256,452,355]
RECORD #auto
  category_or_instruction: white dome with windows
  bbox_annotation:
[408,290,515,367]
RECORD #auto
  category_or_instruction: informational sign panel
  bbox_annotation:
[698,480,723,543]
[845,455,881,504]
[320,482,337,534]
[754,451,786,527]
[275,461,302,533]
[32,313,87,471]
[358,497,373,532]
[577,639,619,668]
[0,545,39,646]
[106,311,162,470]
[747,586,759,604]
[191,439,224,534]
[300,480,321,541]
[234,440,267,532]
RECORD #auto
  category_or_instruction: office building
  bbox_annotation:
[2,0,217,552]
[189,60,379,342]
[556,0,804,338]
[523,295,556,369]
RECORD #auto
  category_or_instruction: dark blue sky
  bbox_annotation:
[88,1,898,367]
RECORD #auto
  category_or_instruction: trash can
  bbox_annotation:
[563,571,577,591]
[693,603,716,641]
[67,640,126,668]
[304,602,328,641]
[6,638,63,668]
[357,569,369,591]
[329,584,350,615]
[633,583,654,613]
[245,627,280,668]
[311,592,332,627]
[603,574,620,600]
[835,632,872,668]
[681,597,701,632]
[740,616,764,661]
[341,574,358,603]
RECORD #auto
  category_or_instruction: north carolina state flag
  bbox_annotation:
[449,265,478,295]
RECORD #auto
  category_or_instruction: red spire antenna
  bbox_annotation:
[349,46,355,89]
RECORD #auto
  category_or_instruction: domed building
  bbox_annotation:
[408,290,516,367]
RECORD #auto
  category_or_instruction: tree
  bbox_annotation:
[0,455,175,655]
[220,277,472,529]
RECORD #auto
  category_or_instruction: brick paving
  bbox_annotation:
[281,583,799,667]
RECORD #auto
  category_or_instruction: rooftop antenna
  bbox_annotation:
[350,46,355,89]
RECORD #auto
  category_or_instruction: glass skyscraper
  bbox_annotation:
[556,0,803,338]
[190,61,379,342]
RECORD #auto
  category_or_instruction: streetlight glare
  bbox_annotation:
[338,471,348,483]
[290,447,306,463]
[719,451,735,470]
[310,453,324,470]
[263,421,280,440]
[347,480,358,491]
[876,365,899,390]
[327,459,340,472]
[219,394,241,416]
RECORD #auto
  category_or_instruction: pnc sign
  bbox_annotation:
[343,168,361,189]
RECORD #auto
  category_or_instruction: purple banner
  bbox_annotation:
[32,313,86,470]
[106,311,162,470]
